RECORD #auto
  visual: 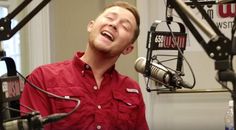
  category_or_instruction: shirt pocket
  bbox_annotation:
[112,90,140,130]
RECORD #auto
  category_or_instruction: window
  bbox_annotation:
[0,1,21,72]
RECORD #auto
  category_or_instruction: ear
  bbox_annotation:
[122,44,134,55]
[87,20,95,32]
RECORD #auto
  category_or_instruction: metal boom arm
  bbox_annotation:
[169,0,236,128]
[0,0,51,41]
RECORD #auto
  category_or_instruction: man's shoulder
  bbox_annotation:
[114,71,141,90]
[115,71,138,84]
[31,59,73,75]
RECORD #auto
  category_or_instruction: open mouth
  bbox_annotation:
[101,31,114,42]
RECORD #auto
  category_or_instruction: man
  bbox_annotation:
[20,1,149,130]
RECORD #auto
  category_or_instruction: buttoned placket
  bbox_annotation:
[93,70,113,130]
[93,78,103,130]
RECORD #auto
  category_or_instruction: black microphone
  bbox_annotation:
[3,119,29,130]
[134,57,193,89]
[3,113,67,130]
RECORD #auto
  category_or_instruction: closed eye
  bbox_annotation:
[121,22,131,31]
[106,16,113,21]
[122,24,129,31]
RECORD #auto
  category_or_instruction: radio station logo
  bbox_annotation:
[149,32,187,50]
[202,3,236,29]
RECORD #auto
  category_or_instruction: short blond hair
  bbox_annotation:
[104,1,140,43]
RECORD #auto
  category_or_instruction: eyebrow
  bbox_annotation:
[107,12,133,27]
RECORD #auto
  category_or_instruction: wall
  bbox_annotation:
[137,0,236,130]
[25,0,236,130]
[49,0,138,80]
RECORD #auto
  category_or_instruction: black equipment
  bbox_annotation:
[143,19,189,92]
[138,0,236,128]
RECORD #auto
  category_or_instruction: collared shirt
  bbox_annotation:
[20,52,149,130]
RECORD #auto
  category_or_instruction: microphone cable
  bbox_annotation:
[165,21,196,89]
[152,2,196,89]
[143,0,196,91]
[16,71,80,125]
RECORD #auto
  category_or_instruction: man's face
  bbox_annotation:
[87,6,137,57]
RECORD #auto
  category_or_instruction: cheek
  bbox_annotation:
[89,25,101,38]
[118,26,135,41]
[119,30,133,42]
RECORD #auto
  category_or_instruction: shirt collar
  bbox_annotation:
[73,51,115,75]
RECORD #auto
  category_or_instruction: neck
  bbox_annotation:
[80,47,119,87]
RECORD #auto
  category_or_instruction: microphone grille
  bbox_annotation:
[134,57,146,73]
[134,57,171,84]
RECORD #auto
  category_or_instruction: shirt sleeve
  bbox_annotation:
[20,67,52,117]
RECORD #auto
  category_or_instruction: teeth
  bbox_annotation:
[101,31,114,41]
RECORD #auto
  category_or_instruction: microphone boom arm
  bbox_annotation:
[172,0,232,61]
[0,0,51,41]
[168,0,236,127]
[169,0,235,85]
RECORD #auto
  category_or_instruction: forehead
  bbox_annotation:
[101,6,137,26]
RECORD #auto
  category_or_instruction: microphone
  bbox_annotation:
[3,119,29,130]
[135,57,171,85]
[3,112,67,130]
[134,57,193,89]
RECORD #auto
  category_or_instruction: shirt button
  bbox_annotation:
[85,64,90,69]
[93,86,98,90]
[81,70,85,76]
[97,105,102,109]
[96,125,102,130]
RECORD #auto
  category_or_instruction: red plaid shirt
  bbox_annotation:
[20,52,149,130]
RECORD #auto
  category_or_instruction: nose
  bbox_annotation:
[109,24,117,30]
[109,20,118,30]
